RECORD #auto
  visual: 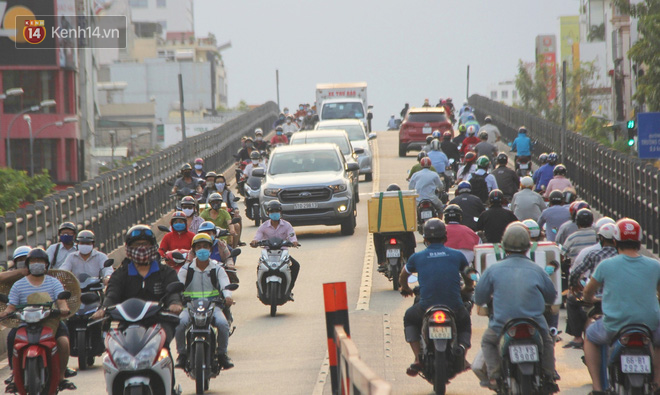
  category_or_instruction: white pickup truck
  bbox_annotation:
[316,82,373,131]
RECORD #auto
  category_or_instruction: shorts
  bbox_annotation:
[586,317,660,345]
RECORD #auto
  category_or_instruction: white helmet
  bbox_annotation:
[430,139,441,151]
[466,125,477,136]
[463,100,468,106]
[522,219,541,238]
[598,223,617,239]
[594,216,615,229]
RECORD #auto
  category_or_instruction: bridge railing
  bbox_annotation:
[469,95,659,255]
[0,101,279,266]
[334,325,391,395]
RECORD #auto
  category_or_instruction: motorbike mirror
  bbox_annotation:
[166,180,174,186]
[166,281,184,294]
[171,251,185,261]
[224,283,239,291]
[57,291,71,300]
[0,294,8,304]
[368,133,377,140]
[230,248,241,258]
[158,225,170,232]
[103,259,114,268]
[231,217,241,224]
[251,168,265,178]
[233,197,241,202]
[80,292,100,305]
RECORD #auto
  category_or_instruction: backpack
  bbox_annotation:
[184,263,219,290]
[469,173,489,203]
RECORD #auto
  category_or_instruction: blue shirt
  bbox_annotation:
[592,254,660,333]
[9,275,64,306]
[127,260,160,279]
[511,133,532,156]
[533,163,555,191]
[405,244,468,310]
[537,205,571,242]
[427,150,449,173]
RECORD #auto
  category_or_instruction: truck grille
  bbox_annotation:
[279,188,331,203]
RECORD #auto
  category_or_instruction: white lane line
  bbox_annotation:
[312,350,330,395]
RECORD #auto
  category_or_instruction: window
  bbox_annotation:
[317,124,366,141]
[588,0,605,42]
[2,70,56,113]
[290,135,351,155]
[63,71,76,114]
[157,0,166,7]
[512,90,518,100]
[501,90,509,99]
[129,0,148,7]
[321,102,365,120]
[490,91,498,100]
[406,113,448,123]
[9,139,57,174]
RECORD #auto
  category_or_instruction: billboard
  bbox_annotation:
[560,16,580,70]
[0,0,56,65]
[536,35,557,102]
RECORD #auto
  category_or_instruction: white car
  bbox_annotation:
[315,119,376,181]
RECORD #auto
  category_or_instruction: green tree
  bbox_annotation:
[514,58,559,122]
[235,100,250,111]
[0,168,54,216]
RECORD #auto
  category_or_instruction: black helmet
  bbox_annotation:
[518,126,528,134]
[417,151,427,162]
[125,225,157,246]
[489,189,504,205]
[180,163,192,173]
[547,152,558,165]
[266,200,282,212]
[549,190,564,205]
[76,230,95,243]
[386,184,401,191]
[575,208,594,228]
[423,218,447,240]
[250,151,262,160]
[563,188,577,204]
[484,116,493,124]
[538,153,549,164]
[58,222,76,233]
[496,152,508,165]
[426,136,433,144]
[25,248,50,272]
[553,164,567,176]
[443,204,463,223]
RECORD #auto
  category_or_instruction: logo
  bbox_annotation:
[624,223,635,232]
[23,19,44,44]
[0,2,36,42]
[298,192,312,198]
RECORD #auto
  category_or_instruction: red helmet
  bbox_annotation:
[442,131,452,140]
[420,157,432,168]
[569,200,590,218]
[464,151,477,163]
[194,158,204,165]
[441,99,447,104]
[171,211,187,224]
[613,218,642,242]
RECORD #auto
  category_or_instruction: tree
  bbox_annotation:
[0,168,55,216]
[514,57,559,122]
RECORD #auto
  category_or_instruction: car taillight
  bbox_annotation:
[433,311,446,324]
[507,323,536,339]
[621,333,650,347]
[389,238,397,245]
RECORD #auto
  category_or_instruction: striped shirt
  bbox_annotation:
[561,228,598,261]
[8,276,64,306]
[569,246,618,287]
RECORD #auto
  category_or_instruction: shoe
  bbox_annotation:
[218,353,234,370]
[5,381,16,393]
[58,380,77,391]
[238,241,246,247]
[377,264,387,273]
[64,368,77,378]
[175,354,187,369]
[4,375,13,385]
[406,362,423,377]
[553,369,561,381]
[287,293,295,302]
[562,341,583,349]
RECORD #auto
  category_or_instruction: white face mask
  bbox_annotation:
[194,164,203,170]
[182,208,194,217]
[78,244,93,255]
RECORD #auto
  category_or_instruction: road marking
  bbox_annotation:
[382,313,394,380]
[312,350,330,395]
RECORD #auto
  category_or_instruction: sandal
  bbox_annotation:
[5,381,17,393]
[406,362,423,377]
[562,341,583,349]
[65,367,77,378]
[58,379,77,391]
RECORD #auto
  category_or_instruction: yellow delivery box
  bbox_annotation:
[368,190,418,233]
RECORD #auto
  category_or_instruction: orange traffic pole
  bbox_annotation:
[323,282,350,394]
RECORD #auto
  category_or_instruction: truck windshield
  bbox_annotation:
[269,151,342,175]
[290,136,351,155]
[322,102,365,120]
[317,125,366,141]
[406,113,448,123]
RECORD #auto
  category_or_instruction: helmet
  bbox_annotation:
[420,157,432,168]
[432,130,441,139]
[245,137,254,143]
[250,151,262,160]
[208,193,223,204]
[180,195,196,207]
[205,171,217,180]
[598,223,617,239]
[447,98,452,102]
[423,218,447,240]
[417,151,427,162]
[194,158,204,165]
[518,126,528,134]
[466,114,475,121]
[488,189,504,205]
[13,246,32,261]
[275,126,283,132]
[563,187,577,204]
[575,208,594,228]
[180,163,192,172]
[443,204,463,223]
[520,176,534,188]
[478,131,489,140]
[458,124,467,133]
[553,164,567,176]
[463,100,468,106]
[191,233,213,249]
[266,200,282,212]
[612,218,643,242]
[547,152,558,165]
[502,222,531,252]
[430,139,441,151]
[484,116,493,124]
[125,225,157,246]
[255,128,263,135]
[442,131,452,140]
[594,217,615,229]
[549,190,564,204]
[538,153,549,164]
[466,125,477,136]
[76,230,95,243]
[476,156,490,168]
[496,153,508,165]
[59,222,76,233]
[522,219,541,238]
[441,99,447,105]
[464,151,477,163]
[25,248,50,271]
[386,184,401,192]
[171,211,187,225]
[569,201,590,218]
[456,181,472,194]
[198,221,217,234]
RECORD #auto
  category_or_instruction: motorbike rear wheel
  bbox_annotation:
[254,204,261,226]
[391,260,401,291]
[77,331,88,371]
[268,282,279,317]
[433,350,447,394]
[195,342,205,394]
[515,368,533,395]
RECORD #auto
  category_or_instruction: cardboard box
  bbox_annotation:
[368,190,417,233]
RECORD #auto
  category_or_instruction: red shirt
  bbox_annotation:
[159,231,195,257]
[461,136,480,155]
[445,223,480,251]
[270,135,289,145]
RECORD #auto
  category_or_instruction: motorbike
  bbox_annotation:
[234,161,248,197]
[101,282,184,395]
[255,237,299,317]
[443,159,455,189]
[497,318,549,394]
[515,156,533,178]
[0,291,72,395]
[380,235,408,290]
[181,284,239,395]
[68,259,114,370]
[417,199,439,234]
[243,176,262,226]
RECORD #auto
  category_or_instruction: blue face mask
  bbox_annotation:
[545,266,556,275]
[172,223,186,232]
[269,212,281,221]
[60,234,74,244]
[276,132,283,136]
[469,273,479,282]
[195,248,210,261]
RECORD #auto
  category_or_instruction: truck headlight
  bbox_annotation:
[330,184,347,193]
[263,188,281,197]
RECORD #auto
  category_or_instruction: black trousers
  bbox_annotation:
[289,257,300,291]
[373,232,416,264]
[565,297,587,337]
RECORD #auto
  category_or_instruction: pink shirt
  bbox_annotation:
[254,219,297,247]
[544,176,573,198]
[445,223,480,251]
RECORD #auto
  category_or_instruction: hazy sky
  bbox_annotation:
[194,0,578,128]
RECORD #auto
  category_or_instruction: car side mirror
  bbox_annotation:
[57,291,71,300]
[368,133,377,140]
[252,168,265,177]
[158,225,170,232]
[104,259,114,268]
[353,147,365,155]
[346,162,359,172]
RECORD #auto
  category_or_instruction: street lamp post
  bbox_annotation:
[108,131,116,169]
[0,87,24,165]
[23,115,34,176]
[5,99,56,168]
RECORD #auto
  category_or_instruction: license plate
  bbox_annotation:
[509,345,539,363]
[294,202,318,210]
[386,249,401,258]
[621,355,652,373]
[429,326,452,339]
[423,127,432,134]
[519,163,529,169]
[421,210,433,219]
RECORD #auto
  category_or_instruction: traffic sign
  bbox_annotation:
[637,112,660,159]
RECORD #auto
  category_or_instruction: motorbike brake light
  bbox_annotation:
[507,323,536,339]
[620,333,649,347]
[432,311,446,324]
[421,202,432,208]
[389,238,397,245]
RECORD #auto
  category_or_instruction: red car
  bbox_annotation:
[399,107,453,157]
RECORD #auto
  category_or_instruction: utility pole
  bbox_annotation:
[561,61,567,162]
[276,69,280,109]
[466,65,470,100]
[178,73,187,161]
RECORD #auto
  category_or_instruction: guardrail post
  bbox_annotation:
[34,200,47,247]
[323,282,350,395]
[25,204,37,248]
[0,216,9,266]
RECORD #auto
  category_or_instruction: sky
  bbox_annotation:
[194,0,578,128]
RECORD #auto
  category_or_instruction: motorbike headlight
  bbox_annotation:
[109,338,134,370]
[22,309,43,324]
[135,333,163,370]
[263,188,281,197]
[194,312,210,327]
[330,184,347,193]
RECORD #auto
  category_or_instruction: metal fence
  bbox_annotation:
[0,101,279,266]
[334,325,391,395]
[469,95,659,255]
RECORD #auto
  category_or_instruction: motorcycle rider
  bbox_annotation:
[544,164,573,198]
[460,125,480,156]
[510,176,546,221]
[281,115,299,137]
[466,156,498,203]
[583,218,660,394]
[533,152,557,192]
[200,171,219,203]
[250,201,300,299]
[456,151,477,183]
[407,151,436,181]
[192,158,206,179]
[448,181,485,231]
[387,115,398,130]
[46,221,78,269]
[60,230,113,285]
[571,217,616,271]
[474,223,558,391]
[427,139,450,183]
[201,193,238,247]
[491,153,519,201]
[159,212,196,258]
[270,125,289,146]
[172,163,202,196]
[1,248,76,391]
[444,205,481,263]
[555,200,590,246]
[474,131,498,164]
[253,128,269,152]
[180,195,204,234]
[480,116,501,144]
[408,157,444,213]
[537,191,572,242]
[453,124,468,148]
[476,190,519,243]
[511,127,533,171]
[174,233,235,370]
[440,131,460,164]
[237,137,256,162]
[243,150,264,178]
[399,219,473,377]
[459,100,472,117]
[400,103,409,119]
[272,113,286,129]
[5,246,30,273]
[197,222,235,272]
[422,98,431,107]
[373,184,417,273]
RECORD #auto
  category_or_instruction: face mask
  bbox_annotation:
[256,136,262,141]
[246,143,253,148]
[287,120,291,124]
[545,266,556,275]
[16,260,26,270]
[215,182,225,191]
[78,244,93,255]
[276,132,283,136]
[172,222,186,232]
[210,202,222,210]
[195,164,203,170]
[469,273,479,282]
[60,234,74,244]
[195,248,210,261]
[252,160,259,164]
[29,262,47,276]
[299,106,304,110]
[269,212,281,221]
[182,208,194,217]
[127,245,159,265]
[279,116,284,120]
